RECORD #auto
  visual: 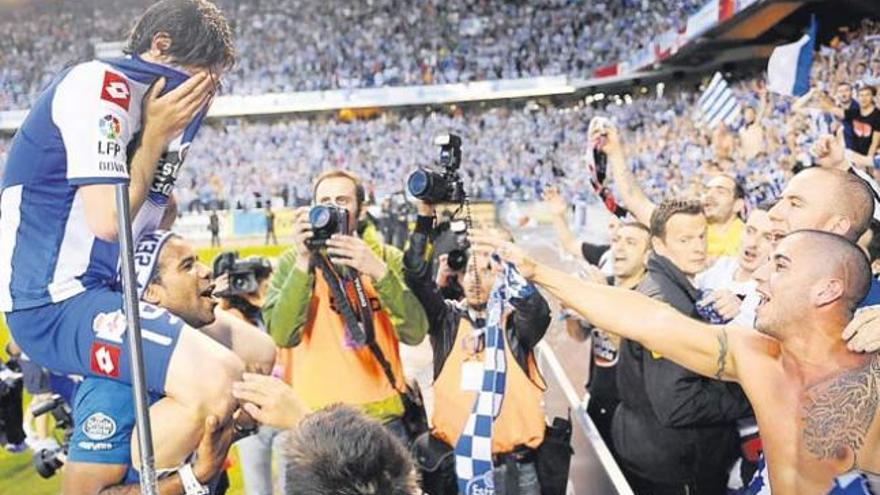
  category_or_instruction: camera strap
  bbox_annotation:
[315,254,368,346]
[315,253,401,393]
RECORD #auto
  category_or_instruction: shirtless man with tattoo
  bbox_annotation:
[476,230,879,495]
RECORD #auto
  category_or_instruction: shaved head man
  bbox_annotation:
[769,167,874,243]
[477,230,879,494]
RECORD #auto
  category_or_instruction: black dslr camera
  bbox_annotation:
[31,394,73,479]
[213,252,272,297]
[407,134,465,204]
[307,205,350,249]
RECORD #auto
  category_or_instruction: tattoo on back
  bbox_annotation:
[802,356,880,461]
[715,328,729,380]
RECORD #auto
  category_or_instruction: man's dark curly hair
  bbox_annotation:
[125,0,235,70]
[283,404,419,495]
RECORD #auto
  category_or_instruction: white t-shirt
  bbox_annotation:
[696,256,760,327]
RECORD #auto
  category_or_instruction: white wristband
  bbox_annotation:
[178,463,209,495]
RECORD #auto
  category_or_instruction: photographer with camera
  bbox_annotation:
[62,231,284,495]
[212,251,286,495]
[401,135,556,495]
[263,169,428,443]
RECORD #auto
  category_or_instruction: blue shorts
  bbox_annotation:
[68,377,160,468]
[69,377,222,492]
[5,287,184,395]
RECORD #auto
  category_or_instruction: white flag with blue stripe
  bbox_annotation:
[696,72,742,128]
[767,17,816,97]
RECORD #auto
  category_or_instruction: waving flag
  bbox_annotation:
[696,72,741,128]
[767,16,817,97]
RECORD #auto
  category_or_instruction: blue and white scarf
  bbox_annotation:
[454,260,535,494]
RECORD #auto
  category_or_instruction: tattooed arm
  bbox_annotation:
[478,238,748,381]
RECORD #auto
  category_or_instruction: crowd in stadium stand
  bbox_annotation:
[9,16,841,213]
[1,9,879,215]
[0,0,705,110]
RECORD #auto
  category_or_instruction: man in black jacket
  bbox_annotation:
[403,201,552,495]
[614,199,752,495]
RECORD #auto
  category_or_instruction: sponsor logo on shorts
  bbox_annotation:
[93,310,126,343]
[90,343,121,378]
[82,412,117,441]
[100,71,130,111]
[77,441,113,451]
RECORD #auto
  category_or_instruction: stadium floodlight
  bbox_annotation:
[115,184,159,495]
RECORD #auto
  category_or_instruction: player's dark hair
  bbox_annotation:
[125,0,235,70]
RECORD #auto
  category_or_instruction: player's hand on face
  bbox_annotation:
[232,373,310,430]
[142,73,214,147]
[193,415,234,483]
[325,235,388,280]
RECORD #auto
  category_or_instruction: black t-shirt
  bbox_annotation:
[580,242,610,266]
[844,106,880,155]
[587,276,619,407]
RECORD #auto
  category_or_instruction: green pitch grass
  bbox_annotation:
[0,243,290,494]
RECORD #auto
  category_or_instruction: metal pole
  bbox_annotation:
[115,183,159,495]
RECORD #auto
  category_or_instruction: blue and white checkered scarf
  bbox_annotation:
[454,261,535,494]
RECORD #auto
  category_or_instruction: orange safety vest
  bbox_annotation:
[432,317,546,453]
[288,268,405,410]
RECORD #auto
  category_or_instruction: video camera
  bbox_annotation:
[407,134,465,204]
[307,205,350,249]
[30,394,72,479]
[212,252,272,297]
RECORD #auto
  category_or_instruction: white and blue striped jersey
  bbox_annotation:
[0,60,154,312]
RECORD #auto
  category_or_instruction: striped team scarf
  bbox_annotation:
[454,260,535,494]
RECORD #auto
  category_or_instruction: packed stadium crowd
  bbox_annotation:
[4,1,880,495]
[0,0,705,110]
[8,17,874,215]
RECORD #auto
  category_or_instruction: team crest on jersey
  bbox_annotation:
[100,71,130,111]
[82,412,117,441]
[93,310,126,344]
[90,343,121,378]
[99,114,122,140]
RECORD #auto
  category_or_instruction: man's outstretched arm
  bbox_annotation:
[478,237,741,381]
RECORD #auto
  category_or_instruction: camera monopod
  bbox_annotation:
[115,184,159,495]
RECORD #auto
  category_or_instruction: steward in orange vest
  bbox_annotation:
[403,210,551,495]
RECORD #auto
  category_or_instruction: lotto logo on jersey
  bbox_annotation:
[90,343,121,378]
[100,71,130,111]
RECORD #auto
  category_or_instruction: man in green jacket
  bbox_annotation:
[263,170,428,441]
